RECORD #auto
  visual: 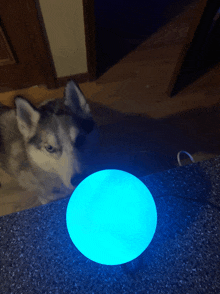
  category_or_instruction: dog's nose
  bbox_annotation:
[71,174,86,187]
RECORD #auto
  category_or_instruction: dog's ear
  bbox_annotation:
[15,97,40,140]
[64,80,92,118]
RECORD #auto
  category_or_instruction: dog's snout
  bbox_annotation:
[71,174,85,186]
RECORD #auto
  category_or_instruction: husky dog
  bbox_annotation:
[0,81,99,204]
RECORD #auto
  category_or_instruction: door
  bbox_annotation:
[167,0,220,96]
[0,0,57,92]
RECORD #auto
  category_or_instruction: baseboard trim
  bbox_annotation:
[56,72,95,87]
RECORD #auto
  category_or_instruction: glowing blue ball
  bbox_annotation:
[66,169,157,265]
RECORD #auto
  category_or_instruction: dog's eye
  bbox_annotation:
[45,145,56,153]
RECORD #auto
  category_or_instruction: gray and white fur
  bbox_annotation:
[0,81,99,204]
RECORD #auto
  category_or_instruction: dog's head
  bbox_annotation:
[14,80,99,190]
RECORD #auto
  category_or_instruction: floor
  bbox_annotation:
[1,0,220,216]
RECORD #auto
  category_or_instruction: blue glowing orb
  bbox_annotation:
[66,169,157,265]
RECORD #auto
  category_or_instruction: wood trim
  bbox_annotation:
[82,0,97,80]
[12,0,96,90]
[56,73,92,87]
[34,0,97,88]
[167,0,209,96]
[25,0,57,89]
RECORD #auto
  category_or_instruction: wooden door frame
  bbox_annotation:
[0,0,97,90]
[0,0,58,90]
[24,0,57,89]
[34,0,97,88]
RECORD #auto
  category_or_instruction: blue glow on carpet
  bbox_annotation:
[66,169,157,265]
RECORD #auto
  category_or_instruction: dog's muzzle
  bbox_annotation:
[70,172,90,187]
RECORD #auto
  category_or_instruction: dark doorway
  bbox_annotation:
[94,0,195,77]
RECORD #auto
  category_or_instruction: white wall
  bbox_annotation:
[39,0,88,78]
